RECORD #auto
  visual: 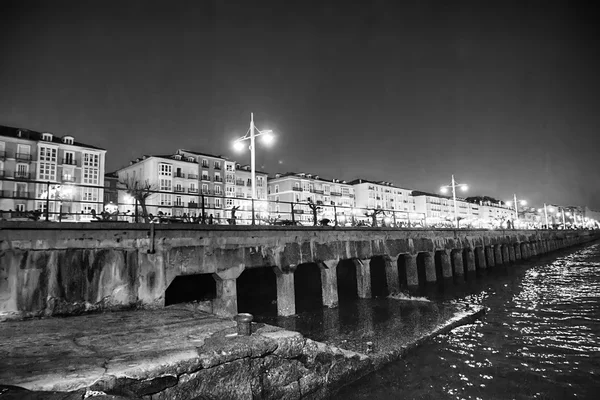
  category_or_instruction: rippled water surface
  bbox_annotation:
[334,242,600,400]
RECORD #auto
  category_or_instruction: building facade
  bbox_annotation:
[0,125,106,221]
[267,172,355,224]
[349,179,421,225]
[115,149,268,224]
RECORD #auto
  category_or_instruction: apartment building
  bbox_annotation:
[231,164,268,224]
[0,125,106,220]
[348,179,419,224]
[267,172,355,224]
[116,149,269,223]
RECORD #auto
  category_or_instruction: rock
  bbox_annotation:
[259,330,305,358]
[0,385,87,400]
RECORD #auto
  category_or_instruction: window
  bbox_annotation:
[159,179,172,191]
[202,184,209,194]
[215,185,222,195]
[82,203,99,216]
[63,151,75,165]
[16,164,29,178]
[83,153,99,168]
[39,146,57,162]
[214,161,220,169]
[214,173,221,182]
[226,174,235,184]
[175,196,183,206]
[42,133,53,141]
[323,185,330,195]
[342,187,350,196]
[226,164,234,172]
[62,136,74,145]
[275,185,279,194]
[202,159,209,168]
[158,163,172,176]
[39,162,56,181]
[83,167,99,185]
[215,198,222,208]
[226,198,234,207]
[160,194,172,206]
[83,188,99,202]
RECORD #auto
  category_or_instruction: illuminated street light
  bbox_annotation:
[505,194,526,228]
[440,175,468,229]
[232,113,275,200]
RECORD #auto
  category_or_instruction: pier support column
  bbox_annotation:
[514,244,522,260]
[274,267,295,316]
[531,242,538,257]
[494,245,503,265]
[384,256,400,294]
[451,250,464,279]
[213,265,245,318]
[437,250,453,279]
[425,252,436,283]
[521,242,530,259]
[501,245,510,264]
[475,247,486,270]
[401,254,419,287]
[485,246,495,268]
[464,248,476,273]
[354,259,372,299]
[508,245,516,263]
[320,260,339,308]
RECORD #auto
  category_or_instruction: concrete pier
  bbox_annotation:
[0,222,598,320]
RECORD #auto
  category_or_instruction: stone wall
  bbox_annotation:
[1,222,598,319]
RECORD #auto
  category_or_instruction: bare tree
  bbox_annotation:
[307,199,322,226]
[364,209,385,227]
[119,178,157,223]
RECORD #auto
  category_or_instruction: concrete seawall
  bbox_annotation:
[1,222,598,320]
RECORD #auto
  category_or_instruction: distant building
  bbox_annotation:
[115,149,267,224]
[348,179,421,225]
[267,172,355,224]
[0,125,106,221]
[104,171,119,206]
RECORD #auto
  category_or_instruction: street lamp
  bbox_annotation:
[505,194,527,228]
[440,175,468,229]
[233,113,274,200]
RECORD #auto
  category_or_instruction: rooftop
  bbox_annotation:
[270,172,349,184]
[0,125,105,151]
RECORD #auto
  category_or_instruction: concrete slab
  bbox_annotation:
[0,306,235,392]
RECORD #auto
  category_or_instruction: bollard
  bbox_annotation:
[235,313,254,336]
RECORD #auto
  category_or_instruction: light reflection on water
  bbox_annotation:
[333,242,600,400]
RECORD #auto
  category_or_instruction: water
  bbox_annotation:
[332,242,600,400]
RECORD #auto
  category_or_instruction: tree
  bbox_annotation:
[364,209,385,227]
[307,199,322,226]
[119,178,157,223]
[465,196,502,206]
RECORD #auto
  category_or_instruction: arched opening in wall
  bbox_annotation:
[336,259,358,303]
[236,267,277,316]
[165,274,216,307]
[416,252,430,287]
[294,262,323,313]
[369,256,389,298]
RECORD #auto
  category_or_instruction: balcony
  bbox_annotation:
[13,191,32,199]
[292,187,302,192]
[201,190,211,195]
[188,202,199,209]
[214,165,221,170]
[330,191,342,196]
[174,203,185,208]
[14,171,31,180]
[62,158,77,166]
[213,177,223,183]
[349,194,355,198]
[16,153,33,162]
[313,189,324,194]
[236,180,245,186]
[188,188,199,194]
[174,172,186,178]
[188,174,198,180]
[62,175,76,182]
[174,187,185,193]
[236,193,245,198]
[201,175,210,181]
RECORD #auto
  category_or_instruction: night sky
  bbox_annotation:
[1,0,599,208]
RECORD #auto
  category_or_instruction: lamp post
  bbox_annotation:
[538,204,549,228]
[440,175,468,229]
[506,194,526,229]
[233,113,274,200]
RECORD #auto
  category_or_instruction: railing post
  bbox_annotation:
[393,211,397,227]
[44,181,50,221]
[334,204,338,227]
[201,194,206,224]
[251,199,255,225]
[134,199,139,223]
